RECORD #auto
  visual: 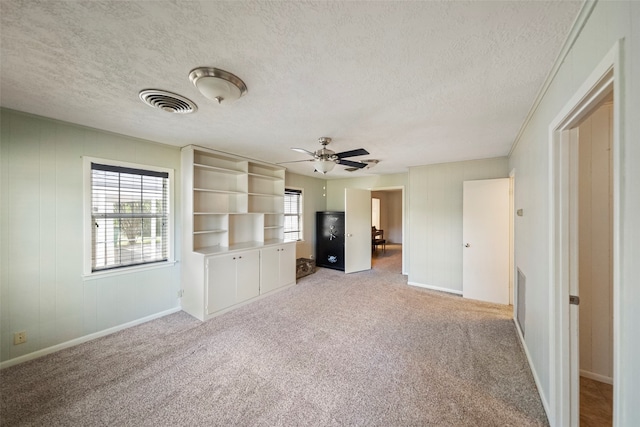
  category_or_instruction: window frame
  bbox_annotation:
[284,187,303,242]
[83,156,175,278]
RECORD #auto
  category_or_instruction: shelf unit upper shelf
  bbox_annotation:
[194,163,245,175]
[183,145,286,251]
[195,188,247,195]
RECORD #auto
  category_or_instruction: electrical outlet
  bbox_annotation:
[177,289,184,298]
[13,331,27,345]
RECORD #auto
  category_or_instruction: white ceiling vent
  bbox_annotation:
[139,90,197,114]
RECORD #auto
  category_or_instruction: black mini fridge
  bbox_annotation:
[316,211,345,271]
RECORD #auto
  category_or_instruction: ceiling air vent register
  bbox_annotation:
[139,90,197,114]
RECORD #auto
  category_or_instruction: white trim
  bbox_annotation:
[408,281,463,296]
[508,0,597,157]
[0,307,181,369]
[548,40,621,427]
[580,370,613,385]
[368,185,407,275]
[284,186,304,242]
[514,318,552,422]
[82,260,177,280]
[82,156,175,277]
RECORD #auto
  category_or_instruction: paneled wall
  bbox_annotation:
[578,102,613,383]
[509,1,640,423]
[407,158,509,293]
[0,110,182,364]
[284,172,327,259]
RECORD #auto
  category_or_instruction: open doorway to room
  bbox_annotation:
[576,94,614,427]
[370,188,403,274]
[550,44,620,427]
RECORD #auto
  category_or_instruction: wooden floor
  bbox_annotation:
[580,376,612,426]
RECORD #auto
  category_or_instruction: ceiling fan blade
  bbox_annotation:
[335,148,369,159]
[291,148,316,156]
[276,159,314,165]
[338,159,367,169]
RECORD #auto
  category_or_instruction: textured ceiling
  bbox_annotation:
[0,1,583,178]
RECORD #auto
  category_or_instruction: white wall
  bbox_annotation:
[0,109,182,364]
[284,172,327,260]
[408,157,509,293]
[509,1,639,424]
[578,102,613,382]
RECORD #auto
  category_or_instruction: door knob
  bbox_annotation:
[465,243,470,248]
[347,233,353,237]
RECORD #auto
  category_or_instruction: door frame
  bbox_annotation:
[369,186,406,275]
[548,41,622,427]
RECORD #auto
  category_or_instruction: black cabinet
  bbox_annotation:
[315,211,345,271]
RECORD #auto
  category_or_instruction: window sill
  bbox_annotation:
[83,260,177,281]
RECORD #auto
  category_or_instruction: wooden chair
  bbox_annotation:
[371,227,386,253]
[373,238,386,253]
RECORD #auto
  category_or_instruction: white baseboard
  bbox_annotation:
[0,307,181,370]
[513,318,552,424]
[580,369,613,385]
[407,281,463,295]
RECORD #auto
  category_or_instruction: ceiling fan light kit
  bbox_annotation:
[284,137,370,174]
[314,159,336,174]
[188,67,248,104]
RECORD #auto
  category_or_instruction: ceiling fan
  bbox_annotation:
[280,137,370,174]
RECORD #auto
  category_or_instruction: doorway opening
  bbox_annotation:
[550,42,620,427]
[370,187,404,275]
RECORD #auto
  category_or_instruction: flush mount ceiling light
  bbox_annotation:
[188,67,248,104]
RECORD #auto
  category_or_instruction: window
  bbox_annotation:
[284,188,302,241]
[87,160,172,273]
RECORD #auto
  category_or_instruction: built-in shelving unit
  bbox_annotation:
[183,146,286,250]
[181,145,294,321]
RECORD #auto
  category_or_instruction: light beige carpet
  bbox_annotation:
[1,257,547,426]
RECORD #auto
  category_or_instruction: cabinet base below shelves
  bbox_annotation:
[182,280,296,322]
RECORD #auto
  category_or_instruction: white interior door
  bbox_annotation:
[371,198,380,230]
[345,188,371,274]
[462,178,510,304]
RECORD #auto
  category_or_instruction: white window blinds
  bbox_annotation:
[91,163,169,271]
[284,188,302,241]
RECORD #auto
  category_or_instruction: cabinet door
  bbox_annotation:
[236,250,260,302]
[279,244,296,287]
[260,246,281,294]
[206,254,236,314]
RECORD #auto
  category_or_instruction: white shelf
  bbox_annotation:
[248,172,281,181]
[194,188,246,195]
[182,145,287,320]
[194,163,245,175]
[248,192,283,197]
[193,229,227,235]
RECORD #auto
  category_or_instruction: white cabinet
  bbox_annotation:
[206,250,260,315]
[260,243,296,294]
[181,145,294,321]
